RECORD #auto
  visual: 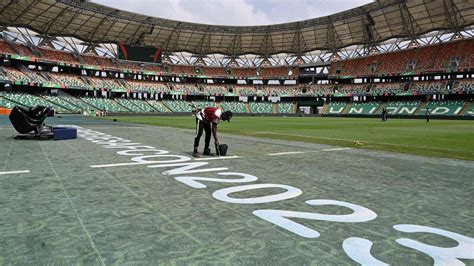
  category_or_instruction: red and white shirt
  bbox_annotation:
[197,107,223,124]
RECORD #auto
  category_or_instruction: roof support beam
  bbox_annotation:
[443,0,464,32]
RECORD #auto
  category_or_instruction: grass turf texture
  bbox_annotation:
[1,115,473,264]
[100,116,474,161]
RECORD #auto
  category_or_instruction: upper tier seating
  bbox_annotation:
[0,41,16,55]
[170,65,195,75]
[330,39,474,76]
[39,48,77,64]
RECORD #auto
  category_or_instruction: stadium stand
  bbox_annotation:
[146,100,170,112]
[170,83,201,95]
[162,100,193,112]
[41,95,83,113]
[201,67,227,77]
[346,102,379,115]
[115,98,157,112]
[39,48,77,64]
[457,80,473,93]
[278,102,294,114]
[0,41,16,55]
[0,91,17,109]
[170,65,195,75]
[49,73,88,88]
[220,101,246,113]
[82,54,99,66]
[371,83,404,95]
[423,100,466,116]
[336,84,367,94]
[385,101,421,115]
[80,96,129,112]
[464,102,474,116]
[1,92,68,112]
[411,81,446,94]
[330,40,474,76]
[325,102,347,114]
[4,67,36,83]
[205,85,227,95]
[249,102,272,114]
[235,85,257,95]
[95,56,116,68]
[192,101,216,110]
[125,80,169,93]
[88,77,125,92]
[8,43,34,57]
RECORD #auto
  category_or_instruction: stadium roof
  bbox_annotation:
[0,0,473,56]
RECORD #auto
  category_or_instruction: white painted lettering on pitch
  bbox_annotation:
[394,224,474,266]
[131,154,191,164]
[213,184,302,204]
[175,172,258,189]
[253,200,377,238]
[398,107,417,114]
[148,161,228,176]
[0,170,30,175]
[75,126,474,265]
[117,149,169,156]
[343,237,388,266]
[328,107,344,114]
[432,107,450,114]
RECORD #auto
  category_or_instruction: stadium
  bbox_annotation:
[0,0,473,264]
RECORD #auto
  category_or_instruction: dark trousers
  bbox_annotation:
[194,118,211,150]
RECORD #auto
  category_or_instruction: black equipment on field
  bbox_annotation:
[9,105,54,139]
[215,144,228,156]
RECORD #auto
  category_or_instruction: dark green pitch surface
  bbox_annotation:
[0,116,472,265]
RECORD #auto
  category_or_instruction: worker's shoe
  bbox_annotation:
[193,150,200,158]
[203,148,213,156]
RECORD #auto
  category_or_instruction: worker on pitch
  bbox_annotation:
[193,106,233,158]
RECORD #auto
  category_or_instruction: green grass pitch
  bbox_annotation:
[1,115,473,264]
[101,116,474,161]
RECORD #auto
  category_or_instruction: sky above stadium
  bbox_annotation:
[91,0,374,26]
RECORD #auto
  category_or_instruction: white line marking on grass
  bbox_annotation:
[322,147,353,152]
[39,143,106,266]
[256,131,470,152]
[268,151,306,156]
[194,155,241,161]
[0,170,30,175]
[90,162,151,168]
